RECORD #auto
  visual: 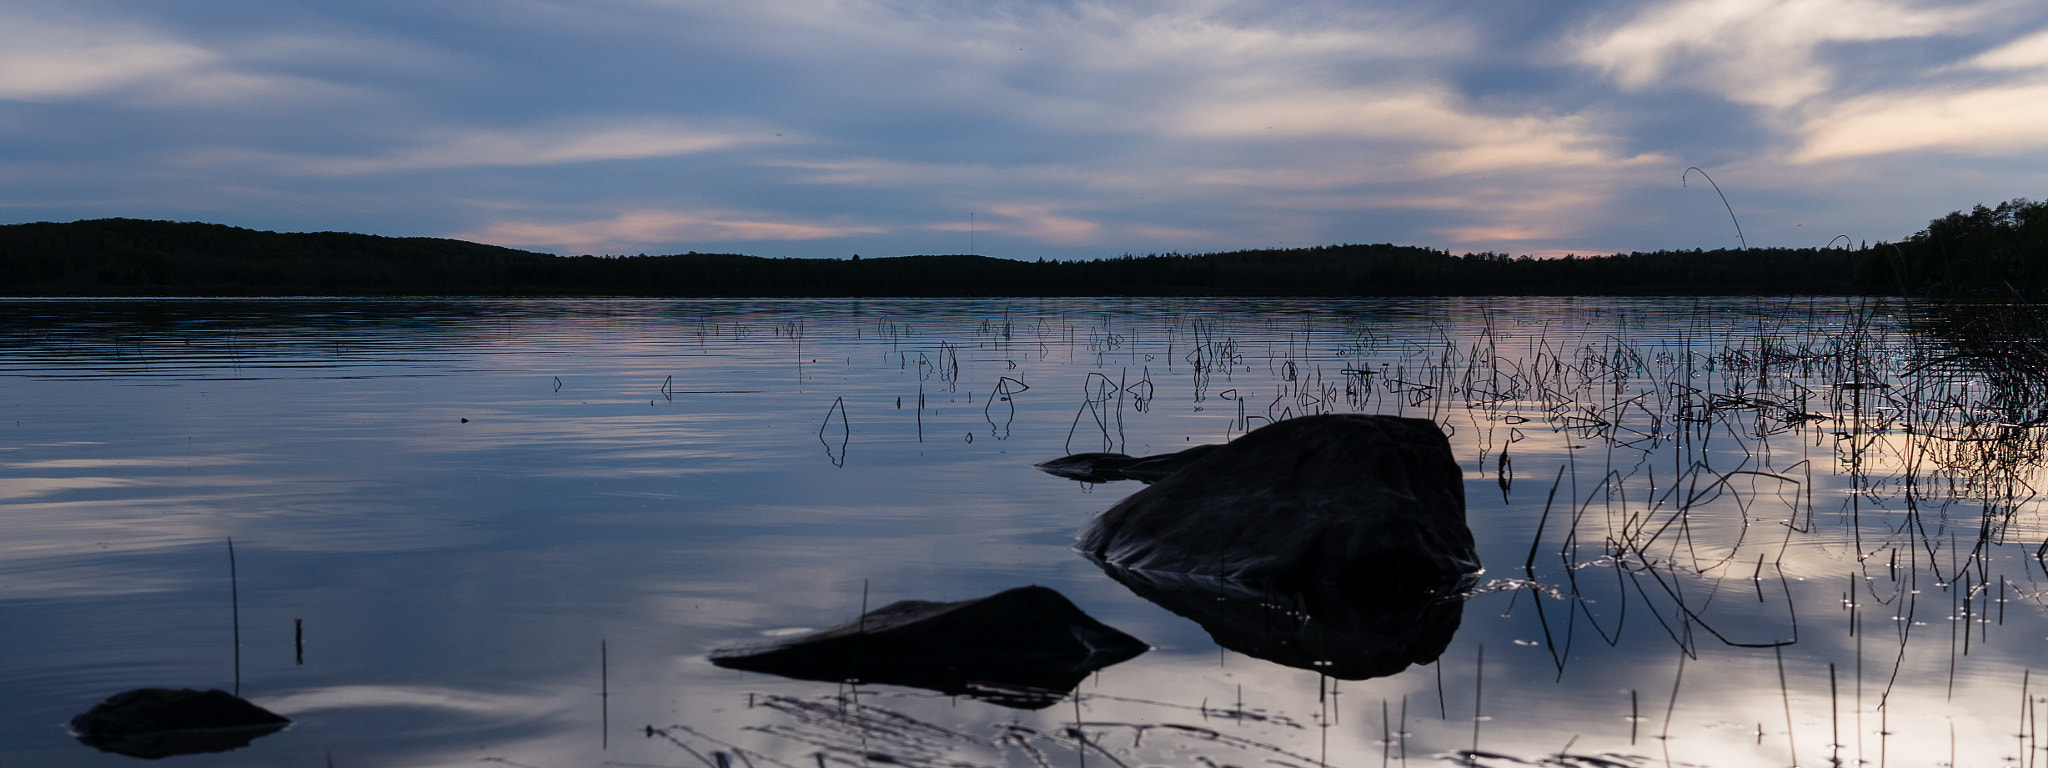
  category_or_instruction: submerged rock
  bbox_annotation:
[1077,414,1479,678]
[1034,443,1219,484]
[71,687,290,759]
[709,585,1149,709]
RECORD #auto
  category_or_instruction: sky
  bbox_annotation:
[4,0,2048,260]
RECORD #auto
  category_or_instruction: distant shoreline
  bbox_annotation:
[2,202,2036,297]
[0,218,1863,297]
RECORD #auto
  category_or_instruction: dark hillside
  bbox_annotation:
[2,217,1866,296]
[0,219,574,295]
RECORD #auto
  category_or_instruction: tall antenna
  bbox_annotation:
[970,213,975,256]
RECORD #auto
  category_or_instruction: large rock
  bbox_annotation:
[1079,414,1478,600]
[1077,414,1479,678]
[70,687,290,759]
[709,585,1148,709]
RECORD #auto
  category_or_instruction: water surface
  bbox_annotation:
[4,296,2043,768]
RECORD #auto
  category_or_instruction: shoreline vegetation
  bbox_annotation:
[1,198,2040,297]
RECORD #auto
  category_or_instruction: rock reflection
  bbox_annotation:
[1101,568,1464,679]
[709,585,1149,709]
[1077,414,1479,678]
[70,687,289,759]
[1033,443,1219,484]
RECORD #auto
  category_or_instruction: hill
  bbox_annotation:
[0,215,1907,297]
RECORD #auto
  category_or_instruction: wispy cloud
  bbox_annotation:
[975,203,1103,246]
[461,209,885,254]
[1126,223,1229,244]
[0,7,358,105]
[1580,0,1985,107]
[201,121,775,176]
[1794,79,2048,161]
[0,11,230,101]
[1169,82,1659,198]
[1412,181,1631,252]
[1969,27,2048,70]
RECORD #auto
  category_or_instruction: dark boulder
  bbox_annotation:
[1077,414,1478,677]
[709,585,1148,709]
[1034,444,1219,484]
[71,687,290,759]
[1080,414,1477,600]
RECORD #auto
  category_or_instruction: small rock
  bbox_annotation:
[711,585,1148,709]
[71,688,290,759]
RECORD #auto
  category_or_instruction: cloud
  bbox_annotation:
[1043,3,1475,75]
[1412,182,1623,249]
[0,7,357,105]
[769,158,1001,188]
[1794,79,2048,160]
[979,203,1103,246]
[1172,83,1653,181]
[461,209,886,253]
[700,1,1472,88]
[1126,223,1229,243]
[1970,27,2048,70]
[1436,224,1568,243]
[625,1,1481,150]
[200,121,773,176]
[928,202,1104,247]
[0,13,218,101]
[1580,0,1984,107]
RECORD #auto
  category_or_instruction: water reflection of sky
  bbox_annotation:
[4,297,2044,767]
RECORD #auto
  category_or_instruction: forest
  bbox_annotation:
[1855,197,2048,294]
[0,200,2038,297]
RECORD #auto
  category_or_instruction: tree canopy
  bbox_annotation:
[3,209,2030,297]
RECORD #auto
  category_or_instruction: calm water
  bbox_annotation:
[4,296,2045,768]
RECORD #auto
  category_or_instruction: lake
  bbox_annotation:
[3,296,2043,768]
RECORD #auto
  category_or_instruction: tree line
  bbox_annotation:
[1854,198,2048,295]
[0,202,2036,297]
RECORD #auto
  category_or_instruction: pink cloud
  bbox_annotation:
[460,209,885,253]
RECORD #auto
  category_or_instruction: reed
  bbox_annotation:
[602,640,609,750]
[228,536,240,697]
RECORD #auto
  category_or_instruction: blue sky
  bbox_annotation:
[5,0,2047,259]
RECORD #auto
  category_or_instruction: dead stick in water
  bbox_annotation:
[1777,646,1797,766]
